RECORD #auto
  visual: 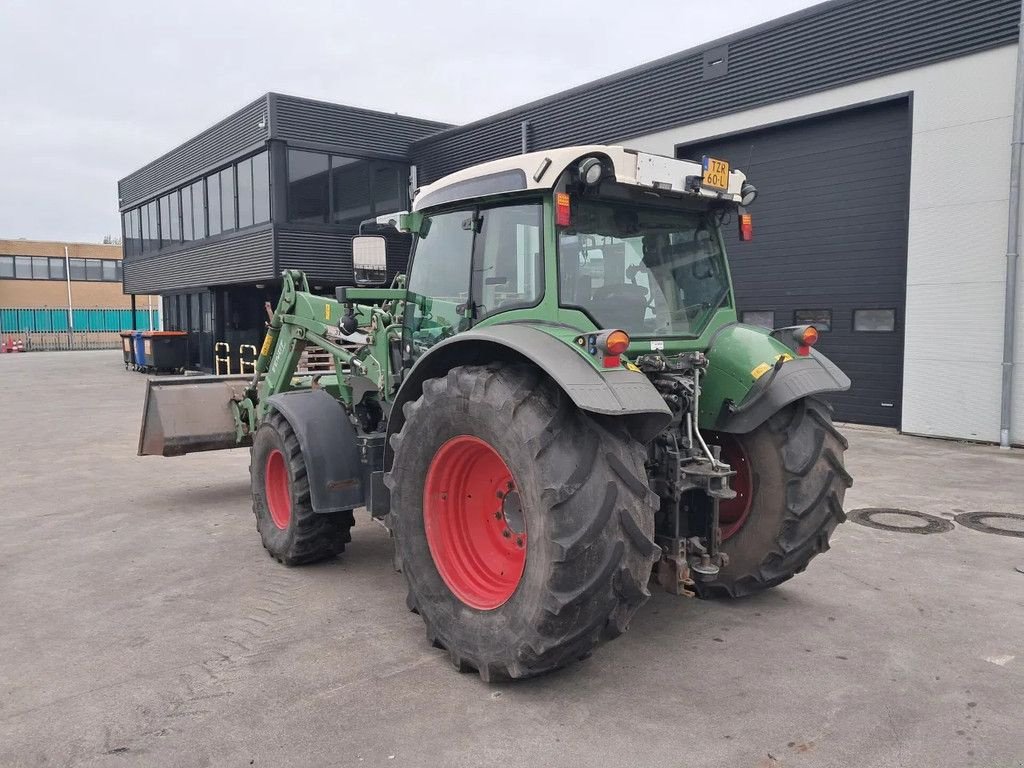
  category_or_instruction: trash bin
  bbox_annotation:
[142,331,188,374]
[119,331,135,370]
[132,331,147,372]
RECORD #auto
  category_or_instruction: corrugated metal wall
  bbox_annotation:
[118,97,271,208]
[411,0,1019,183]
[122,228,275,293]
[276,228,412,285]
[271,95,450,158]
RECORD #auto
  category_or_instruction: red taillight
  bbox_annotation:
[604,329,630,356]
[738,212,753,241]
[602,355,620,368]
[555,192,571,227]
[795,325,818,356]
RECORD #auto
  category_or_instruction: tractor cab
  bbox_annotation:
[359,146,757,366]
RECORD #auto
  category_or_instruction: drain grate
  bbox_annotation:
[953,511,1024,539]
[848,508,954,535]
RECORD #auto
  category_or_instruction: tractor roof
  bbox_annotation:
[412,145,748,211]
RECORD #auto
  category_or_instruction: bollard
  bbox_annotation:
[214,342,232,375]
[239,344,258,375]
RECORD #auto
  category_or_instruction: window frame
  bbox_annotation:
[470,200,546,321]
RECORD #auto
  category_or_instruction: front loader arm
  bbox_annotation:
[231,270,406,441]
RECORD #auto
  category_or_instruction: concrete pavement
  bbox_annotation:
[1,351,1022,767]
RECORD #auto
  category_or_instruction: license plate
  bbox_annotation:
[701,156,730,191]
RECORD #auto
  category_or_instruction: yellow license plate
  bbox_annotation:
[702,156,730,191]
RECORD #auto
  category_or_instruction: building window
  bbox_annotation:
[122,209,140,258]
[169,191,181,243]
[181,185,194,241]
[85,259,103,281]
[144,201,158,253]
[220,167,236,232]
[794,309,831,332]
[288,149,330,223]
[331,156,371,226]
[373,164,404,216]
[252,150,270,224]
[207,173,222,236]
[14,256,31,278]
[287,149,407,226]
[49,258,65,280]
[237,156,254,229]
[854,308,896,332]
[115,260,123,281]
[742,310,775,329]
[31,257,49,278]
[0,256,13,278]
[69,258,86,280]
[191,179,205,239]
[102,259,117,282]
[159,194,172,247]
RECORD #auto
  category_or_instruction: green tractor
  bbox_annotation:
[139,145,852,680]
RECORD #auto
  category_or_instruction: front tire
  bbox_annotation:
[387,364,660,681]
[251,411,355,565]
[698,397,852,598]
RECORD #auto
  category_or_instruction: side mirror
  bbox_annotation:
[352,235,388,286]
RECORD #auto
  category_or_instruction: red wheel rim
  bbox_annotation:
[422,435,527,610]
[265,449,292,530]
[713,434,752,541]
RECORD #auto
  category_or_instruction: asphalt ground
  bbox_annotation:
[1,350,1022,767]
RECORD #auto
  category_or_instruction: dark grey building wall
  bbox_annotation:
[270,94,450,158]
[276,227,412,285]
[122,227,275,293]
[118,97,271,209]
[411,0,1019,184]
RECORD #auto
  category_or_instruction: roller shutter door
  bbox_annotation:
[677,98,911,427]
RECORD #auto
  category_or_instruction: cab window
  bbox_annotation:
[473,203,543,319]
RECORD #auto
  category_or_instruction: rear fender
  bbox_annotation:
[382,323,671,477]
[265,390,367,514]
[701,324,851,433]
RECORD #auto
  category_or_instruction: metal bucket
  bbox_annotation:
[138,375,253,456]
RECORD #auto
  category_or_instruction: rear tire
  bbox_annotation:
[251,411,355,566]
[697,397,852,598]
[387,364,660,681]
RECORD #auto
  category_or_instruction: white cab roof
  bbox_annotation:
[412,145,747,211]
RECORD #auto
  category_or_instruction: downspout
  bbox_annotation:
[520,121,531,154]
[1000,7,1024,449]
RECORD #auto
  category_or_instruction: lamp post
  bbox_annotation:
[64,245,73,349]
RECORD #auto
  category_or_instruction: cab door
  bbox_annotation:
[403,209,476,363]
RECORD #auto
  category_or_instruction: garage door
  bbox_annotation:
[677,98,911,427]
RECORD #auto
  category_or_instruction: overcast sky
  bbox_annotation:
[0,0,821,243]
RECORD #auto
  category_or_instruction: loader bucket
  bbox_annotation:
[138,375,253,456]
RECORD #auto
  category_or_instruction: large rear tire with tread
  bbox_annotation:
[251,411,355,566]
[698,397,852,598]
[387,364,660,681]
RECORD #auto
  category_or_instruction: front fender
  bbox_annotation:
[387,324,671,458]
[700,324,851,433]
[265,390,365,514]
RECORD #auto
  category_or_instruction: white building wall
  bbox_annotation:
[625,45,1022,445]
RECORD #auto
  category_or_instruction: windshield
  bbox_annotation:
[557,200,731,337]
